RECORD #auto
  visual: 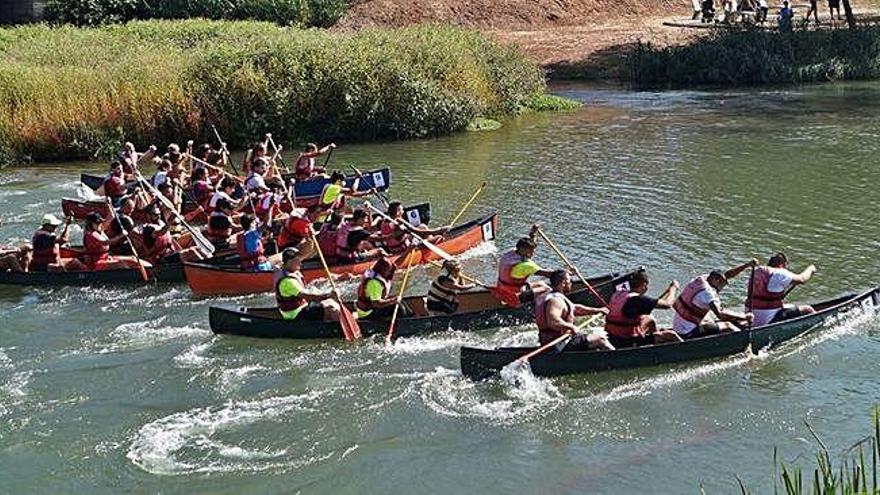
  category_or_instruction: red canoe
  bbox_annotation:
[183,212,499,296]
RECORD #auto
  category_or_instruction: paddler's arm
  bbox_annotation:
[655,280,680,309]
[724,258,759,280]
[573,304,609,318]
[365,278,398,308]
[790,265,817,285]
[546,298,579,335]
[137,145,157,166]
[58,217,73,244]
[709,301,753,326]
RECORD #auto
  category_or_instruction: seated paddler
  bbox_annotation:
[426,260,477,315]
[275,248,342,323]
[745,252,817,327]
[672,261,755,339]
[492,225,556,307]
[536,269,613,351]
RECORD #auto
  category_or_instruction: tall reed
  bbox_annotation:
[0,20,548,165]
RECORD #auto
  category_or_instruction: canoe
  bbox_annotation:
[208,269,642,340]
[184,212,499,296]
[459,287,880,380]
[58,198,430,233]
[79,167,391,201]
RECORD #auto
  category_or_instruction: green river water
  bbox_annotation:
[2,82,880,494]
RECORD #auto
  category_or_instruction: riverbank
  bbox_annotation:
[0,19,568,166]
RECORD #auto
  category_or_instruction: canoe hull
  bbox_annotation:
[208,269,642,339]
[460,288,880,380]
[185,212,499,296]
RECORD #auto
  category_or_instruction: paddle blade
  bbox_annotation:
[500,358,533,385]
[339,304,361,341]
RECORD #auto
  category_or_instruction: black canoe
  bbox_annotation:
[208,269,643,340]
[80,167,392,199]
[459,287,880,380]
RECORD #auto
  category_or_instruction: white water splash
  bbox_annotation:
[127,390,331,475]
[0,348,30,418]
[417,367,563,425]
[174,340,216,369]
[91,317,205,354]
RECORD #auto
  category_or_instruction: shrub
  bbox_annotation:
[44,0,348,27]
[0,20,548,164]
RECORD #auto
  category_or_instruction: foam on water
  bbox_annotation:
[0,348,31,418]
[127,390,333,475]
[87,317,205,354]
[174,340,217,369]
[417,366,563,425]
[381,331,482,355]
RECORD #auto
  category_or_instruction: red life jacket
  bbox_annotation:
[83,230,110,270]
[236,230,266,270]
[356,272,391,313]
[336,222,353,251]
[278,216,311,249]
[30,229,59,270]
[274,269,308,313]
[380,220,408,253]
[672,275,714,325]
[255,192,276,223]
[192,180,211,206]
[491,250,531,307]
[536,291,575,345]
[745,266,786,311]
[104,175,127,199]
[295,155,315,181]
[317,224,338,260]
[145,232,174,264]
[604,290,642,338]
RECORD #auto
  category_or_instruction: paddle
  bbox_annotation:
[210,125,241,177]
[747,263,756,331]
[349,165,390,207]
[266,133,289,172]
[186,153,245,184]
[535,226,609,308]
[323,146,334,169]
[447,181,487,227]
[364,201,452,262]
[106,198,149,282]
[500,314,602,378]
[135,172,215,256]
[308,227,361,341]
[385,250,417,345]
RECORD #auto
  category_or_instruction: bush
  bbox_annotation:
[0,20,548,164]
[627,26,880,88]
[44,0,348,27]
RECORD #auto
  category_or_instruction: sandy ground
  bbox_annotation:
[339,0,880,68]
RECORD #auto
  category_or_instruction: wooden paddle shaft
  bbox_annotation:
[365,202,453,262]
[447,181,487,227]
[511,314,601,366]
[385,251,416,344]
[210,124,241,177]
[106,198,149,282]
[536,227,608,308]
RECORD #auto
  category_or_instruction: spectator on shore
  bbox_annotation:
[805,0,820,24]
[778,0,794,30]
[828,0,842,20]
[757,0,769,22]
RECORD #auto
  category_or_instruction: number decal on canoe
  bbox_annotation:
[407,209,422,226]
[615,281,631,292]
[372,172,385,188]
[481,221,494,241]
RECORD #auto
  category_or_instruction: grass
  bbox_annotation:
[0,19,555,165]
[627,26,880,88]
[733,406,880,494]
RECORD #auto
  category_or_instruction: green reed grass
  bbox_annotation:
[736,406,880,495]
[628,26,880,88]
[0,20,550,165]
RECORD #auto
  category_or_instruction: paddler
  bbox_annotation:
[426,260,476,315]
[235,214,271,272]
[278,205,323,252]
[604,269,683,348]
[745,252,817,327]
[492,225,556,307]
[82,212,147,271]
[0,244,29,273]
[671,261,755,339]
[294,142,335,181]
[245,157,270,193]
[336,208,386,263]
[379,201,448,254]
[355,256,412,320]
[141,224,204,264]
[316,171,367,223]
[205,199,237,250]
[536,269,613,350]
[103,161,129,207]
[274,247,342,323]
[31,214,86,272]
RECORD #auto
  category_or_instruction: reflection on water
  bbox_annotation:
[2,81,880,493]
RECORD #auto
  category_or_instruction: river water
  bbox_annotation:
[2,82,880,494]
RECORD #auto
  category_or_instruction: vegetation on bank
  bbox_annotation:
[629,26,880,88]
[45,0,348,27]
[733,406,880,495]
[0,20,558,165]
